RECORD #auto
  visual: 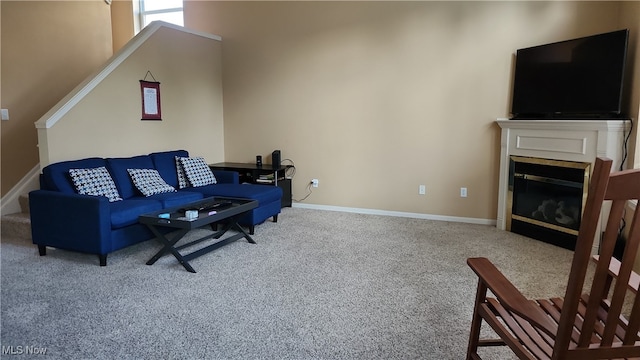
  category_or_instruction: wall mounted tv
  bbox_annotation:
[511,29,629,120]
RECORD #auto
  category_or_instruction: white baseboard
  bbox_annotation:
[291,203,496,226]
[0,166,500,225]
[1,164,40,216]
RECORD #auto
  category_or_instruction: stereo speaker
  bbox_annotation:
[272,150,281,169]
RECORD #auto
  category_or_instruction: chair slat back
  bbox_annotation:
[603,170,640,346]
[553,157,612,357]
[554,158,640,358]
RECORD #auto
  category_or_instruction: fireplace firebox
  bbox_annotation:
[507,156,590,250]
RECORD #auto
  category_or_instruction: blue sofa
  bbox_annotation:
[29,150,282,266]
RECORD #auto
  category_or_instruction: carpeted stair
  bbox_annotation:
[1,194,32,240]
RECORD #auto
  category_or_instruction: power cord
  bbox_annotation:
[619,118,633,171]
[281,158,296,179]
[293,181,314,202]
[616,118,633,245]
[281,158,312,202]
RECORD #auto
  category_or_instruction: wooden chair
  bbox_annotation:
[466,157,640,360]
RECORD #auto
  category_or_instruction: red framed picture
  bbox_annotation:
[140,80,162,120]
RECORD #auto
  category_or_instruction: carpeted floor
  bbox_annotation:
[1,207,574,359]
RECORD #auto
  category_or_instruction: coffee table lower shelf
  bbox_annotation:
[139,197,258,273]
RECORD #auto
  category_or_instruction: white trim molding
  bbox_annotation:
[1,164,40,216]
[292,203,496,226]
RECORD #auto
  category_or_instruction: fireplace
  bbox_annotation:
[507,156,590,250]
[496,119,630,255]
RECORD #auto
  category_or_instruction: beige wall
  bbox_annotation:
[1,0,113,196]
[39,25,225,166]
[619,1,640,168]
[618,1,640,272]
[185,1,628,221]
[3,1,639,223]
[110,0,135,53]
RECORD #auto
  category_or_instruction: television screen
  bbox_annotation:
[511,29,628,119]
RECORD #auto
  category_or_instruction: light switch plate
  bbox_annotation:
[1,109,8,121]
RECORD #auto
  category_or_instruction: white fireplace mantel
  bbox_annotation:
[496,118,631,232]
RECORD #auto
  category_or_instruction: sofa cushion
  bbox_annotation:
[41,157,107,193]
[127,168,176,197]
[179,157,217,187]
[107,155,155,199]
[149,150,189,188]
[175,157,189,189]
[68,167,123,202]
[194,183,282,205]
[110,199,163,229]
[147,191,203,208]
[209,170,239,185]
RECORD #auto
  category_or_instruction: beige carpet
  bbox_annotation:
[1,207,574,359]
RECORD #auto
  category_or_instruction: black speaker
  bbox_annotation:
[271,150,281,169]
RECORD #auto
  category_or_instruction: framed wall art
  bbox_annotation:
[140,72,161,120]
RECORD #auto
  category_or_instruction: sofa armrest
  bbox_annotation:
[29,190,113,255]
[211,170,239,184]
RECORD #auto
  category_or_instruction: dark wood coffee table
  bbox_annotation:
[139,197,258,273]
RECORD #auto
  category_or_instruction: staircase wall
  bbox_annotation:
[36,23,225,169]
[1,1,113,198]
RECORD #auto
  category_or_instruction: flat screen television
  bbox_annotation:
[511,29,629,119]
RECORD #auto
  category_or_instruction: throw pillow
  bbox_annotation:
[127,168,177,197]
[179,157,217,187]
[175,156,189,189]
[68,167,123,202]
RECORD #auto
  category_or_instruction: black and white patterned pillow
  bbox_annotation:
[68,167,123,202]
[175,156,189,189]
[127,168,177,197]
[179,157,217,187]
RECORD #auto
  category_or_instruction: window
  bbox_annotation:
[138,0,184,29]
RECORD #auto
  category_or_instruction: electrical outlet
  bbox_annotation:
[460,187,468,198]
[311,179,319,188]
[419,185,426,195]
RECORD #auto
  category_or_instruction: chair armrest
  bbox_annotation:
[29,190,112,254]
[211,170,239,184]
[592,255,639,294]
[467,257,558,337]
